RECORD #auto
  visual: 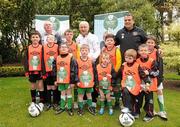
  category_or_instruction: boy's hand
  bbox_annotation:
[54,81,58,86]
[77,82,80,87]
[106,74,112,78]
[144,70,149,75]
[70,84,75,88]
[109,86,113,91]
[25,72,29,77]
[42,75,47,79]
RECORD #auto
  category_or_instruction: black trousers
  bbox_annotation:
[138,91,154,117]
[122,88,139,114]
[43,79,60,104]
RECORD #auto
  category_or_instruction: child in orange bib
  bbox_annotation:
[54,42,78,116]
[136,44,159,122]
[96,52,116,115]
[24,30,44,108]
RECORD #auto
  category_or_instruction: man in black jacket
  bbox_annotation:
[115,13,147,62]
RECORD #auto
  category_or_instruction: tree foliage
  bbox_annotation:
[167,23,180,46]
[0,0,36,63]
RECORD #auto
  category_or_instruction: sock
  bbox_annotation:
[67,95,72,109]
[157,94,165,112]
[87,99,92,107]
[78,101,83,109]
[114,92,120,104]
[39,91,44,103]
[74,88,78,102]
[47,90,51,104]
[107,101,112,109]
[100,100,105,108]
[53,90,58,104]
[31,90,36,102]
[60,96,66,109]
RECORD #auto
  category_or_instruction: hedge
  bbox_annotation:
[0,66,24,77]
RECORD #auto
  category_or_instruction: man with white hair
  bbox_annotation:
[41,21,62,45]
[76,21,100,61]
[76,21,100,108]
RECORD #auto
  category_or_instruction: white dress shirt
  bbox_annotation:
[76,32,100,61]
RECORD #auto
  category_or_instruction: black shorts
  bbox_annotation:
[29,74,42,83]
[46,75,55,86]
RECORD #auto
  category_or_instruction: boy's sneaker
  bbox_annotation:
[92,102,97,108]
[132,113,140,119]
[55,108,65,115]
[109,108,113,115]
[77,108,84,116]
[67,108,74,116]
[88,106,96,115]
[158,111,168,121]
[153,110,158,116]
[52,104,59,111]
[44,103,51,111]
[143,116,154,122]
[99,108,104,115]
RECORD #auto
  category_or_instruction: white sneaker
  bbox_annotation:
[153,110,158,116]
[92,102,97,107]
[158,111,168,120]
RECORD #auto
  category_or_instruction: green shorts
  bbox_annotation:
[101,89,110,94]
[58,84,70,91]
[77,88,93,95]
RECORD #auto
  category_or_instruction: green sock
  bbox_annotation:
[67,96,72,109]
[78,101,83,109]
[157,95,165,112]
[60,96,66,109]
[107,101,112,109]
[87,99,92,107]
[74,88,78,102]
[100,101,105,108]
[114,92,120,103]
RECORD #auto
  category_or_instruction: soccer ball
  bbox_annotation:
[119,112,135,127]
[28,102,41,117]
[37,103,44,112]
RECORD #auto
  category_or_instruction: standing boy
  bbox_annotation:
[146,35,167,120]
[136,44,159,122]
[42,34,59,111]
[24,30,44,107]
[54,42,78,116]
[64,29,79,109]
[120,49,142,118]
[77,44,97,116]
[102,33,122,108]
[96,52,116,115]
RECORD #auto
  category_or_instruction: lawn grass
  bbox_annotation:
[164,72,180,80]
[0,77,180,127]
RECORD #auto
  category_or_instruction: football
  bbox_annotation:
[37,103,44,112]
[119,112,135,127]
[28,102,41,117]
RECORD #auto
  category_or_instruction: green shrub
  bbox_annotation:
[162,42,180,74]
[0,66,24,77]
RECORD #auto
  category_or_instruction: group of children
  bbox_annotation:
[24,30,167,122]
